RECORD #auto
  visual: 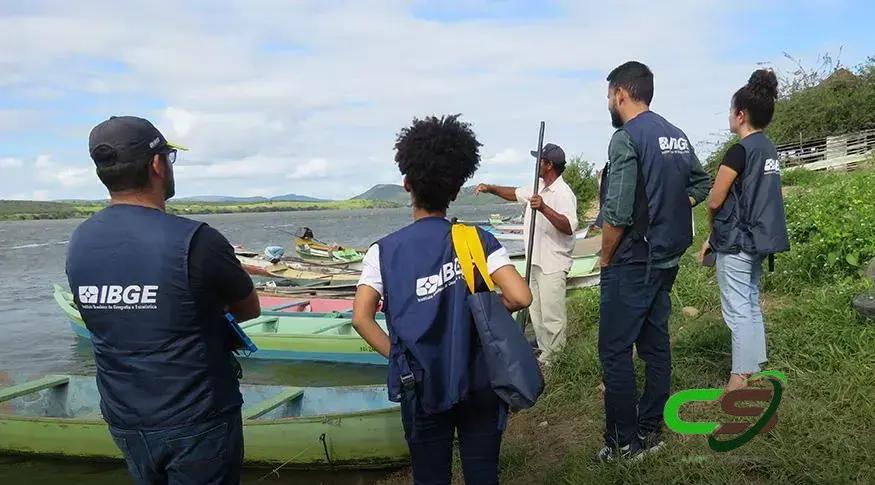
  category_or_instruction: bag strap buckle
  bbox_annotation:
[400,372,416,390]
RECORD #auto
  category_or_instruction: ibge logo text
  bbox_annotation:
[77,285,159,310]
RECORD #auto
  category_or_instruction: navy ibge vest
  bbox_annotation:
[377,218,489,415]
[710,132,790,255]
[66,205,242,429]
[609,111,697,264]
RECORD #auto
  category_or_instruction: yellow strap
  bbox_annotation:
[451,224,495,294]
[451,224,475,293]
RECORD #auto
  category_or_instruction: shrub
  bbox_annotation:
[772,168,875,286]
[562,156,599,221]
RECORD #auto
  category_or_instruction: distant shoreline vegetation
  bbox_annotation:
[0,183,512,221]
[0,199,404,221]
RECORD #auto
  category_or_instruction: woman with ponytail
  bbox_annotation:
[699,69,790,392]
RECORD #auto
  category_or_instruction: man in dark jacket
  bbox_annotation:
[66,116,260,484]
[596,62,711,461]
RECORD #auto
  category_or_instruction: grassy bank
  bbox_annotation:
[0,199,402,221]
[381,165,875,485]
[506,166,874,484]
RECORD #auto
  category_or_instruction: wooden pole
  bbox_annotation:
[524,121,546,286]
[516,122,545,332]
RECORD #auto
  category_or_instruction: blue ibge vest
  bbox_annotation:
[604,111,697,264]
[710,132,790,255]
[377,217,495,414]
[66,205,242,429]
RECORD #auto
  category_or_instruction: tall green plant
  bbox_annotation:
[562,156,599,221]
[769,55,875,144]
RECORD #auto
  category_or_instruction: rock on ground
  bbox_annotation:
[853,290,875,321]
[681,306,700,318]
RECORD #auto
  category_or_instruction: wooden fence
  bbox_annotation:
[778,127,875,171]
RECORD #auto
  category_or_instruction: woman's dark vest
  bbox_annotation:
[377,217,490,414]
[66,205,242,429]
[602,111,697,264]
[710,132,790,255]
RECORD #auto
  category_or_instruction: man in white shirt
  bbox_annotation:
[475,143,578,363]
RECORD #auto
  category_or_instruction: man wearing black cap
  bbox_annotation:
[66,116,260,484]
[475,143,578,364]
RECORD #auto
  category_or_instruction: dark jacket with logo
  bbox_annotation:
[710,132,790,255]
[377,218,499,414]
[66,205,242,429]
[607,111,697,264]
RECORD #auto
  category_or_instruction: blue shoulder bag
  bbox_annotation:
[451,224,544,411]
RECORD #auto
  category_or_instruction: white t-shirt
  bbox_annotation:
[358,244,513,297]
[515,175,578,274]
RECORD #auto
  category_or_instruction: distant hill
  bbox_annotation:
[350,184,508,206]
[270,193,323,202]
[351,184,408,203]
[176,193,324,203]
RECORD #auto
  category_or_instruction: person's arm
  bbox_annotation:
[228,291,260,322]
[188,225,261,322]
[529,196,573,235]
[351,245,390,358]
[687,149,712,207]
[474,183,519,202]
[352,285,390,358]
[479,232,532,311]
[601,223,626,267]
[600,129,638,267]
[491,266,532,311]
[699,144,744,261]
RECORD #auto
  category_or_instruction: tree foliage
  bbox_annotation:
[562,156,599,221]
[706,54,875,171]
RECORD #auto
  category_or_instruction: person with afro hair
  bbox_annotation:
[353,114,532,484]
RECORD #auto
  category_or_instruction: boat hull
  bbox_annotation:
[67,319,386,365]
[55,285,387,365]
[0,377,407,468]
[0,414,407,468]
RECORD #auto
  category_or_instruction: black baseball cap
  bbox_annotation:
[531,143,566,166]
[89,116,187,166]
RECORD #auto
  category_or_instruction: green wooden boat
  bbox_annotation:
[53,285,388,365]
[0,375,406,468]
[511,254,600,290]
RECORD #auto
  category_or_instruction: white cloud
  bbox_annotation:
[0,157,23,168]
[7,190,51,201]
[287,158,329,180]
[33,155,93,187]
[164,107,195,139]
[0,1,866,200]
[35,155,53,169]
[484,148,527,166]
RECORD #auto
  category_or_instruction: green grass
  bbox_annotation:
[491,169,875,484]
[0,199,401,221]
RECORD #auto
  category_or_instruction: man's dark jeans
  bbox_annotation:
[598,263,679,448]
[401,388,505,485]
[108,409,243,485]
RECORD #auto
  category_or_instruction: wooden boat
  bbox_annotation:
[236,254,360,286]
[295,237,365,265]
[511,255,600,290]
[259,293,356,313]
[258,285,358,300]
[0,375,406,468]
[488,224,591,242]
[509,233,603,290]
[54,285,387,365]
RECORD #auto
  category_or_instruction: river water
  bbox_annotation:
[0,205,520,484]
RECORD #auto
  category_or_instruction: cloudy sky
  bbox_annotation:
[1,0,873,201]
